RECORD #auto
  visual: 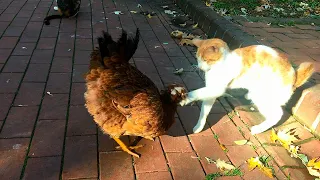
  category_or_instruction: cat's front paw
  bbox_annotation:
[193,123,205,133]
[250,125,263,135]
[54,6,58,11]
[179,94,192,106]
[179,98,189,106]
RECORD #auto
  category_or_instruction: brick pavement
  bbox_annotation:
[0,0,319,179]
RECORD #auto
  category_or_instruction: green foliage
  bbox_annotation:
[205,168,243,180]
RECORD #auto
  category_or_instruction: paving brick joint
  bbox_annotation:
[0,0,319,179]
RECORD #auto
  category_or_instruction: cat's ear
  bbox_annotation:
[192,38,203,47]
[211,46,219,53]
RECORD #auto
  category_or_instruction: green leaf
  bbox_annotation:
[297,153,309,165]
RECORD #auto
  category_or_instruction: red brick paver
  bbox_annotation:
[0,0,319,179]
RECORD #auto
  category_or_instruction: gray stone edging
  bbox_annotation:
[174,0,262,50]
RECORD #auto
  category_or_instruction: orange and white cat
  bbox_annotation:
[180,38,314,135]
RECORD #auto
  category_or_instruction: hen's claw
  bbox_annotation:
[115,144,144,150]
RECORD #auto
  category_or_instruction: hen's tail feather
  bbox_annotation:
[126,29,140,62]
[96,28,140,66]
[117,28,140,62]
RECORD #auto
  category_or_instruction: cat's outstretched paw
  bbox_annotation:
[54,6,58,11]
[179,97,192,106]
[193,124,205,134]
[250,125,263,135]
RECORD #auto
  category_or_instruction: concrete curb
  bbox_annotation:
[174,0,320,136]
[174,0,261,50]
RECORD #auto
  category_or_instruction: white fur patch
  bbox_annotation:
[255,45,278,57]
[197,58,211,72]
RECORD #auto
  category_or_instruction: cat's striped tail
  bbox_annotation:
[293,62,315,88]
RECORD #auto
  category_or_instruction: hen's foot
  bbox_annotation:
[116,144,144,150]
[113,137,141,158]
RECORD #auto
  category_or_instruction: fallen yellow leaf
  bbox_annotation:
[219,144,228,152]
[234,139,249,145]
[261,166,274,178]
[192,23,198,28]
[308,157,320,170]
[147,14,152,18]
[215,159,235,171]
[247,157,262,171]
[130,11,137,14]
[246,157,274,178]
[270,128,278,143]
[205,1,211,7]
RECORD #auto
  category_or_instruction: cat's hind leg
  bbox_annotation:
[193,98,216,133]
[250,103,283,135]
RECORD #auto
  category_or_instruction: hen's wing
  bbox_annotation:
[97,61,165,136]
[101,61,160,108]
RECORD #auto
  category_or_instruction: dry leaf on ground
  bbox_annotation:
[234,139,249,145]
[277,128,300,143]
[170,30,184,39]
[215,159,236,171]
[182,33,196,39]
[170,30,198,40]
[205,157,215,164]
[270,128,299,149]
[307,157,320,177]
[246,157,274,178]
[219,144,228,152]
[192,23,198,28]
[179,39,194,46]
[308,157,320,169]
[179,22,187,27]
[164,10,176,15]
[288,144,301,158]
[173,68,184,75]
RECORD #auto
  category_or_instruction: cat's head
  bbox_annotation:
[192,38,230,72]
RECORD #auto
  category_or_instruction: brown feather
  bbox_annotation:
[84,30,187,141]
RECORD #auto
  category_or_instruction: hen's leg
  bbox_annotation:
[113,137,140,158]
[115,136,144,150]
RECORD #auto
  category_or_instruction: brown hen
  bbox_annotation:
[84,29,187,158]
